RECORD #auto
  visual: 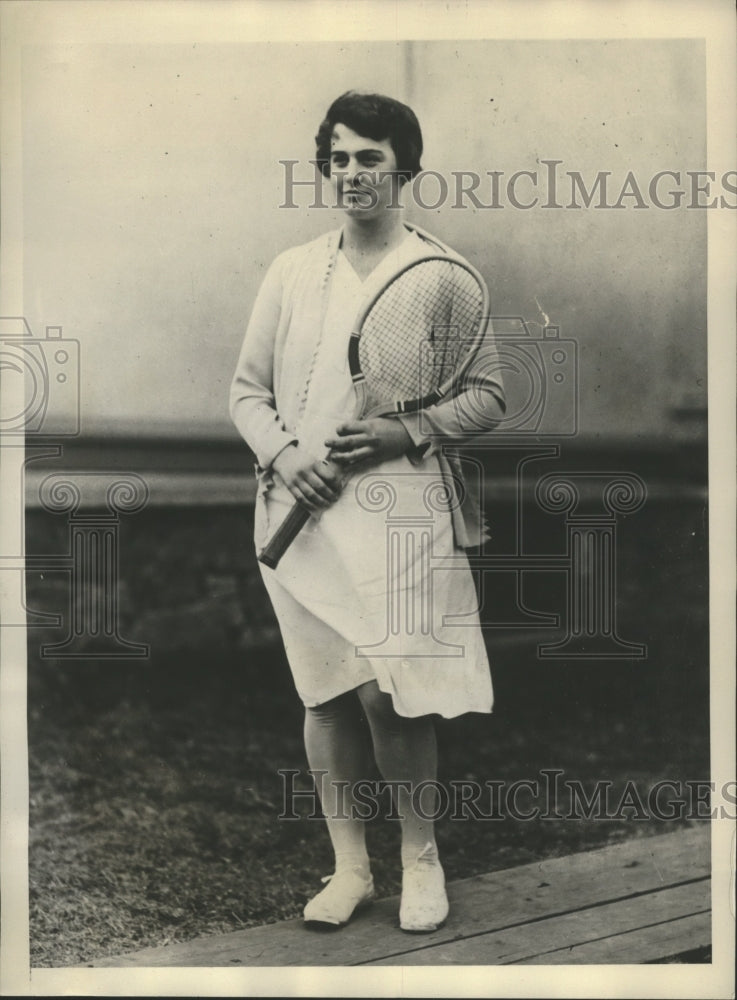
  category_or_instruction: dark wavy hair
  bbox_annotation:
[315,91,423,182]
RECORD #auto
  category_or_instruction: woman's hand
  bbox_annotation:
[271,443,343,511]
[325,418,413,471]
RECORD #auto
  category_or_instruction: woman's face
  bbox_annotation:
[329,123,400,218]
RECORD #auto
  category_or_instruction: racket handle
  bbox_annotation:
[258,500,312,569]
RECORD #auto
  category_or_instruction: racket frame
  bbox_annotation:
[347,252,490,420]
[258,251,490,569]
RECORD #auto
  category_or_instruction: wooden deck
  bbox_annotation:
[93,825,709,967]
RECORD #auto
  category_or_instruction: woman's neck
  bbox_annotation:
[341,210,407,258]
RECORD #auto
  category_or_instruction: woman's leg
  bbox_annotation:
[355,680,438,861]
[303,689,371,874]
[301,690,375,925]
[356,680,448,931]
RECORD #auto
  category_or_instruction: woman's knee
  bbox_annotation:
[305,690,360,730]
[356,681,406,734]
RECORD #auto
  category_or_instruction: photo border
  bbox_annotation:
[1,1,734,996]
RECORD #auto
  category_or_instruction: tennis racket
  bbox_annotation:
[258,253,490,569]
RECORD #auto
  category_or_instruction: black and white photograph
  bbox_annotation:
[0,1,735,997]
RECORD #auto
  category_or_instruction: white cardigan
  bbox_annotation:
[229,224,505,547]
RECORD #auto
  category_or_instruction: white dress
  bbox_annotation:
[256,238,493,719]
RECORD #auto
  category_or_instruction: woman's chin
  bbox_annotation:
[342,202,379,220]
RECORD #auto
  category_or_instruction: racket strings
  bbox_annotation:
[358,259,485,411]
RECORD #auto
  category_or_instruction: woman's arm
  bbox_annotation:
[325,338,506,468]
[229,255,299,470]
[229,254,344,510]
[325,417,414,470]
[395,338,506,458]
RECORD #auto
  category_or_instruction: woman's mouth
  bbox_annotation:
[344,189,370,207]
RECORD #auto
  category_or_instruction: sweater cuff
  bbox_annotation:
[258,430,299,471]
[395,412,434,465]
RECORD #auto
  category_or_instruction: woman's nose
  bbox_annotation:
[344,157,358,184]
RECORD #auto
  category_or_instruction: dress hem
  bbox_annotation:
[299,674,494,720]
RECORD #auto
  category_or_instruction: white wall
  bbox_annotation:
[20,38,706,442]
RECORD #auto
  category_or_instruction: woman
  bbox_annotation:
[230,92,505,933]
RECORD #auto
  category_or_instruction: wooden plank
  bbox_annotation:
[522,911,711,965]
[370,879,710,965]
[91,825,709,968]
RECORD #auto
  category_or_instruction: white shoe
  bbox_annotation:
[303,866,375,927]
[399,843,449,933]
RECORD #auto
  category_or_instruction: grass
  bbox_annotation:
[25,493,710,967]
